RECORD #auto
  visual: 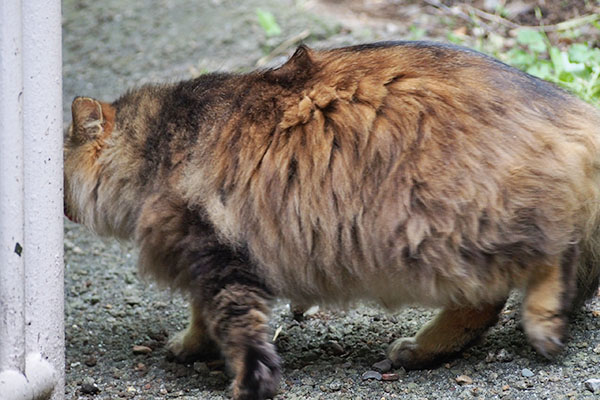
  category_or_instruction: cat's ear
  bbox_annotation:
[265,45,314,86]
[71,97,115,142]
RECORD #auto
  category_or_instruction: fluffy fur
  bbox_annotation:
[64,41,600,399]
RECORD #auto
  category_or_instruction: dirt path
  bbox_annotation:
[63,1,600,399]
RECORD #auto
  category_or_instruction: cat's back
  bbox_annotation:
[186,41,600,306]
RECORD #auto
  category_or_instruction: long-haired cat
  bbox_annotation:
[64,41,600,400]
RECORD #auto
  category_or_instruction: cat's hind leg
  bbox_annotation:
[522,248,577,358]
[388,301,506,370]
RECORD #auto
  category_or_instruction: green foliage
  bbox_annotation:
[447,31,466,45]
[500,29,600,105]
[408,25,426,40]
[256,9,282,37]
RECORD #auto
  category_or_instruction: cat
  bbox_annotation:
[64,41,600,400]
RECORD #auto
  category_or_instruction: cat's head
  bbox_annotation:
[64,96,130,237]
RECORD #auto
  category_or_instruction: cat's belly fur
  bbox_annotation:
[255,250,520,310]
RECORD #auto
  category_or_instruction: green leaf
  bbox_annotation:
[556,50,586,73]
[516,29,547,53]
[557,70,575,83]
[446,32,464,45]
[409,25,426,40]
[506,48,536,67]
[256,9,281,37]
[549,46,563,73]
[568,43,593,63]
[446,32,463,44]
[526,62,553,80]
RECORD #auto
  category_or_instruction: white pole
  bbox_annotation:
[0,1,64,398]
[0,0,26,376]
[22,0,64,399]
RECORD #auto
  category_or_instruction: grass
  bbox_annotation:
[256,9,282,37]
[499,28,600,105]
[445,25,600,106]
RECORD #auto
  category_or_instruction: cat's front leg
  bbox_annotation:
[167,300,220,363]
[203,269,280,400]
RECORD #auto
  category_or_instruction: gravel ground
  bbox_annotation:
[63,1,600,399]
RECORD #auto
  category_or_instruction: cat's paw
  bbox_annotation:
[523,314,566,359]
[167,329,220,363]
[388,337,419,369]
[232,342,281,400]
[388,337,443,370]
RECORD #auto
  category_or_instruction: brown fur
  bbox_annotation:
[64,41,600,399]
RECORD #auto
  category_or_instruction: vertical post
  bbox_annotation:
[1,1,64,398]
[0,0,26,377]
[22,0,64,399]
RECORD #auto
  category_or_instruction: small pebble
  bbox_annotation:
[82,377,95,386]
[521,368,534,377]
[134,363,146,372]
[193,362,210,374]
[84,356,97,367]
[382,373,400,381]
[301,351,319,362]
[72,246,84,254]
[303,305,320,317]
[455,375,473,385]
[80,383,100,395]
[175,365,191,378]
[361,370,382,381]
[585,378,600,393]
[496,349,513,362]
[132,345,152,355]
[323,340,345,356]
[125,296,142,306]
[372,358,392,373]
[515,380,531,390]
